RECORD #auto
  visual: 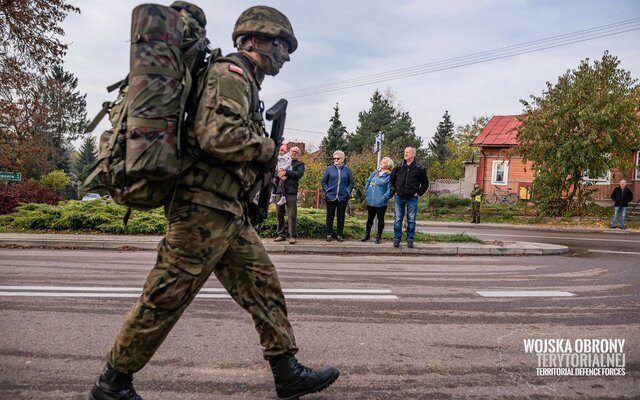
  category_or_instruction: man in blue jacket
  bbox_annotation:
[390,147,429,248]
[321,150,354,242]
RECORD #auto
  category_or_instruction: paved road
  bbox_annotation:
[416,222,640,254]
[0,248,637,399]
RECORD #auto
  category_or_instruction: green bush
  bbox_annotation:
[430,195,470,208]
[260,207,363,239]
[0,202,486,241]
[4,201,167,234]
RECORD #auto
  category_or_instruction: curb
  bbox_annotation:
[0,234,568,256]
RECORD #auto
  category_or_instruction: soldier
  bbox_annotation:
[89,4,339,400]
[470,183,483,224]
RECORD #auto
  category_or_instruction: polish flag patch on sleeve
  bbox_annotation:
[229,65,244,75]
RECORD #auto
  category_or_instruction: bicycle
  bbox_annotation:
[483,186,519,206]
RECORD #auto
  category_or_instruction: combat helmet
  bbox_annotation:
[232,6,297,53]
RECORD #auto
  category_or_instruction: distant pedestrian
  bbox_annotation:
[322,150,354,242]
[274,146,304,244]
[361,157,393,244]
[610,179,633,229]
[470,183,483,224]
[390,147,429,248]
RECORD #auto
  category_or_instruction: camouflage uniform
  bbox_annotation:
[108,53,298,373]
[470,186,483,223]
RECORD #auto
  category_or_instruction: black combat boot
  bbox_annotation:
[89,364,142,400]
[269,354,339,400]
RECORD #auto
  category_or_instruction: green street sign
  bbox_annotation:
[0,171,22,181]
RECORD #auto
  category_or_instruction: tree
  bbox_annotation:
[427,110,455,166]
[0,1,81,178]
[39,169,72,192]
[517,51,640,216]
[320,103,349,165]
[347,88,424,163]
[74,135,98,182]
[432,115,489,179]
[38,66,90,172]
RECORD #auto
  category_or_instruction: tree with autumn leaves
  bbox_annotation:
[0,1,87,179]
[517,52,640,216]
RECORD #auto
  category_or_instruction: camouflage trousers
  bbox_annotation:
[108,201,298,373]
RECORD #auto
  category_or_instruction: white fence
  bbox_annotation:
[430,179,464,197]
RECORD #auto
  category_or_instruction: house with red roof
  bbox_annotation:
[472,115,640,203]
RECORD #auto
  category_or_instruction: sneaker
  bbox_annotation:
[407,240,414,248]
[393,240,400,248]
[326,235,333,242]
[288,237,297,244]
[274,236,286,242]
[277,196,287,206]
[619,226,625,230]
[336,236,344,242]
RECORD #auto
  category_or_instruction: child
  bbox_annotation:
[273,144,292,206]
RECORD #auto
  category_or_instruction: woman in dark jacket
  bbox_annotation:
[321,150,354,242]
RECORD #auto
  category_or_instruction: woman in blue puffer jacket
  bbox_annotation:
[321,150,354,242]
[361,156,394,244]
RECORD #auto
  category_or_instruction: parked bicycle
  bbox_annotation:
[484,186,519,206]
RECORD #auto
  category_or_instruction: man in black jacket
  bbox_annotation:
[610,179,634,229]
[390,147,429,248]
[274,146,305,243]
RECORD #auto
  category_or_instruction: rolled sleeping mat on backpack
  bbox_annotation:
[126,4,184,180]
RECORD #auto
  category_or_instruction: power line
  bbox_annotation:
[264,18,640,100]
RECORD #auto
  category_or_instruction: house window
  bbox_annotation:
[635,151,640,181]
[491,160,509,185]
[583,170,611,185]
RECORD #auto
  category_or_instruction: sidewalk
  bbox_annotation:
[0,232,568,256]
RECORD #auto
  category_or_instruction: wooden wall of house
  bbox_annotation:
[478,148,639,203]
[477,148,534,197]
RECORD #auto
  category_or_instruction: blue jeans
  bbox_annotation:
[394,195,418,241]
[611,206,627,228]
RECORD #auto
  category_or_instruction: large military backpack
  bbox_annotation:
[84,2,214,213]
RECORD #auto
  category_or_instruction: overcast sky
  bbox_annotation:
[62,0,640,151]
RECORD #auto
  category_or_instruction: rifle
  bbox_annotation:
[246,98,288,229]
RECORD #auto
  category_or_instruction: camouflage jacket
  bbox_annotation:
[177,53,275,216]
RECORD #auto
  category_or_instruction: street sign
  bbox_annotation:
[373,131,385,154]
[0,172,22,181]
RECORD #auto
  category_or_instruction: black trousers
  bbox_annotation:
[365,205,387,236]
[325,200,348,236]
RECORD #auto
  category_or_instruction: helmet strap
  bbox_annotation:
[241,37,284,76]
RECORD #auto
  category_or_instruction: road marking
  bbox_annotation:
[588,249,640,255]
[476,290,576,297]
[424,229,639,243]
[0,286,398,301]
[0,286,393,294]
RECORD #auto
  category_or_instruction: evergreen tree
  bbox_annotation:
[347,89,423,163]
[427,110,455,165]
[74,135,98,182]
[321,103,349,165]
